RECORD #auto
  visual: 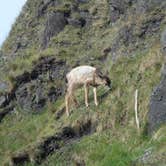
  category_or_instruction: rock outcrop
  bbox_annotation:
[0,56,67,120]
[148,29,166,134]
[149,64,166,134]
[42,11,68,48]
[0,0,166,164]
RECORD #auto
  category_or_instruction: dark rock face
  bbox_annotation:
[148,29,166,134]
[41,4,91,48]
[110,10,164,60]
[161,29,166,53]
[15,81,46,112]
[14,57,66,112]
[0,56,67,116]
[106,0,166,61]
[40,0,92,48]
[149,65,166,134]
[42,12,68,48]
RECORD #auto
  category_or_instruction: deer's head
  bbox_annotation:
[96,69,111,89]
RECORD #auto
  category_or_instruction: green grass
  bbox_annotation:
[0,0,166,165]
[0,41,164,165]
[39,43,165,166]
[0,104,58,164]
[41,126,165,166]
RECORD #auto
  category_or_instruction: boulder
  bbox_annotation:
[15,81,46,112]
[149,65,166,134]
[161,29,166,54]
[148,29,166,134]
[0,57,67,113]
[42,12,68,48]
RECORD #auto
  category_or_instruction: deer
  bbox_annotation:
[65,65,111,116]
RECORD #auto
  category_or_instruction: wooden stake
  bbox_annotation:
[135,89,140,131]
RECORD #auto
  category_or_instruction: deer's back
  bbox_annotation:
[67,66,96,84]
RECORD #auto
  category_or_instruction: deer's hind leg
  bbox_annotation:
[65,93,70,116]
[65,84,73,116]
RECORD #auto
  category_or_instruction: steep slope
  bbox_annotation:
[0,0,166,165]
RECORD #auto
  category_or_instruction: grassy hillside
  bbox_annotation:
[0,0,166,165]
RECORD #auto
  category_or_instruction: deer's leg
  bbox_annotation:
[65,93,70,117]
[93,87,98,106]
[84,84,89,107]
[68,85,78,107]
[65,84,74,116]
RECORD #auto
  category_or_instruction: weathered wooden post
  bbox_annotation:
[135,89,140,132]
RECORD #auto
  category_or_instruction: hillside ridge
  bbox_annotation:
[0,0,166,165]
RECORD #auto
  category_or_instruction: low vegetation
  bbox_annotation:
[0,0,165,165]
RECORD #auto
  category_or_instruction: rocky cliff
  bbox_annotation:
[0,0,166,165]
